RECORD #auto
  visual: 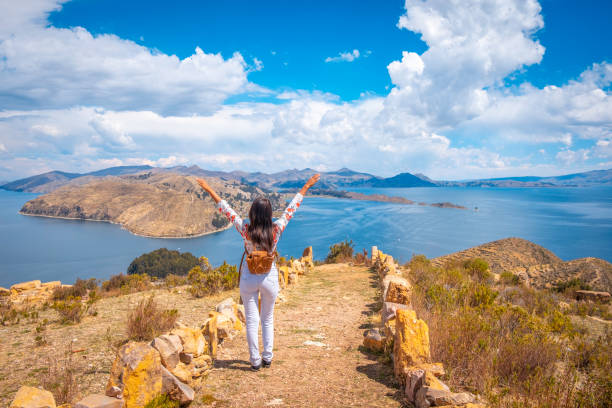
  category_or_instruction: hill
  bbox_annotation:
[431,237,612,292]
[437,168,612,187]
[19,172,287,238]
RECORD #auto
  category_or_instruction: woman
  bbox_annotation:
[196,174,320,370]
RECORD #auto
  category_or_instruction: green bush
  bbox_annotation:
[463,258,491,280]
[187,257,238,298]
[325,240,354,263]
[102,273,151,294]
[52,296,87,324]
[127,248,199,278]
[500,271,520,285]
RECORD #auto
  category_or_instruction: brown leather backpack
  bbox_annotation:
[239,243,277,276]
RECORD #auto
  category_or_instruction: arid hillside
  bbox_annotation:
[432,237,612,292]
[20,172,288,238]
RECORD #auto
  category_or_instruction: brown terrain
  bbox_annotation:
[431,237,612,292]
[0,264,402,407]
[19,172,288,238]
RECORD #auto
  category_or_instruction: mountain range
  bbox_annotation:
[2,165,611,193]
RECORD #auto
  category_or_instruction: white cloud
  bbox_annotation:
[325,49,360,63]
[0,0,253,115]
[0,0,610,182]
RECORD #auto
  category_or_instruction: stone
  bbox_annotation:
[576,290,611,303]
[382,275,410,300]
[193,354,213,377]
[161,366,194,405]
[151,334,183,370]
[385,280,412,305]
[170,362,193,383]
[415,387,475,408]
[291,259,304,275]
[179,352,193,365]
[235,304,246,324]
[216,297,236,314]
[106,342,162,408]
[10,386,56,408]
[302,246,314,268]
[171,327,206,357]
[382,301,410,324]
[279,266,290,286]
[394,309,431,382]
[288,273,298,284]
[74,394,124,408]
[371,246,378,261]
[215,313,235,339]
[0,286,10,296]
[41,281,61,289]
[384,256,397,275]
[206,311,219,357]
[363,328,385,352]
[384,318,396,341]
[10,280,41,292]
[403,364,449,404]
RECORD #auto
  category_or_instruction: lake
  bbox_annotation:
[1,187,611,287]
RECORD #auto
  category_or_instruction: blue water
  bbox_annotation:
[1,187,611,287]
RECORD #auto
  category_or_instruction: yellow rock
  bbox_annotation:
[301,246,314,268]
[0,286,10,296]
[371,246,378,262]
[106,342,162,408]
[41,281,61,289]
[385,280,411,305]
[394,309,431,382]
[10,385,56,408]
[171,327,207,357]
[279,265,290,286]
[363,329,385,352]
[10,280,41,292]
[207,312,218,357]
[170,362,192,383]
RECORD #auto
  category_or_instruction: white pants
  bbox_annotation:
[239,261,279,366]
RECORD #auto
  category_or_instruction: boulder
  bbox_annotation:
[106,342,162,407]
[576,290,611,303]
[215,313,235,339]
[382,301,410,324]
[291,259,304,275]
[302,246,314,268]
[161,366,194,405]
[10,280,41,292]
[192,354,213,377]
[394,309,431,382]
[170,362,193,384]
[415,387,475,408]
[206,312,219,357]
[288,273,298,284]
[171,327,206,357]
[41,281,61,289]
[382,275,410,300]
[385,280,412,305]
[363,328,385,352]
[0,286,10,296]
[404,365,449,404]
[279,266,290,287]
[151,334,183,370]
[215,297,235,314]
[74,394,124,408]
[10,386,56,408]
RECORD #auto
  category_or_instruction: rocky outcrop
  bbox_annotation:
[432,238,612,293]
[74,394,124,408]
[575,290,611,303]
[2,280,68,310]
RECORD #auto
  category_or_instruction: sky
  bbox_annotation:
[0,0,610,181]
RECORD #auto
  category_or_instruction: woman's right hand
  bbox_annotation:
[300,173,320,195]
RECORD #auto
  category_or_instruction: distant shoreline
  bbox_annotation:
[18,211,233,239]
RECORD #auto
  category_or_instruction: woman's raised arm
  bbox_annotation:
[275,173,320,234]
[197,178,246,237]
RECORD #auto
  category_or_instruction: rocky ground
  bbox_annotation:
[0,263,403,407]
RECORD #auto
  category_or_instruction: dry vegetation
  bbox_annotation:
[405,255,612,407]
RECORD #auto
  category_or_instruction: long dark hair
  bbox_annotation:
[247,196,274,252]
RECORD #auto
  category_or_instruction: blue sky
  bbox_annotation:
[0,0,610,180]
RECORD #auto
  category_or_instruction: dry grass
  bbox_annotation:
[126,296,178,341]
[406,255,612,408]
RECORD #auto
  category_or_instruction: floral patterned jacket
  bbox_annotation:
[216,192,304,254]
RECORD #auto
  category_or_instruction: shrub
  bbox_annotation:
[52,296,87,324]
[0,301,19,325]
[187,257,238,298]
[164,274,187,289]
[52,278,98,301]
[325,240,354,263]
[102,273,151,294]
[211,212,229,229]
[553,278,592,296]
[463,258,491,280]
[126,296,178,341]
[127,248,199,279]
[500,270,520,285]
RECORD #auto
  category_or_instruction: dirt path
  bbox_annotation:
[198,264,404,407]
